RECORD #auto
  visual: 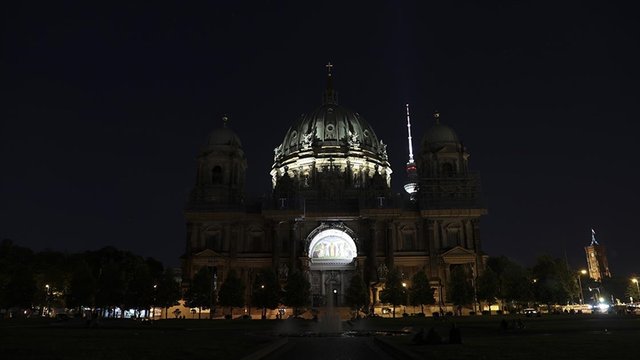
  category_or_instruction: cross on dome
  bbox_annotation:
[326,62,333,76]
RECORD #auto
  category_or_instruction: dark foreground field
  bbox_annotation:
[1,314,639,360]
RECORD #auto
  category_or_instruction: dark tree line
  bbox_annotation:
[4,238,632,319]
[0,240,180,317]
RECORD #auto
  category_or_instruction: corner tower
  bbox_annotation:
[416,111,487,307]
[188,116,247,207]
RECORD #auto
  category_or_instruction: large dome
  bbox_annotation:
[276,103,386,159]
[270,73,391,190]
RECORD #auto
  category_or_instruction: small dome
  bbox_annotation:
[421,111,461,151]
[207,127,242,147]
[422,123,459,147]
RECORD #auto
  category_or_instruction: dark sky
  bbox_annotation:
[2,1,639,276]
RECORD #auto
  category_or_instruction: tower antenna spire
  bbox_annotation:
[591,228,599,245]
[406,103,415,164]
[403,103,418,199]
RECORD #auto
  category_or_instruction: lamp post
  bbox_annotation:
[152,284,157,320]
[632,278,640,303]
[260,284,266,319]
[402,282,407,315]
[577,269,587,305]
[44,284,50,317]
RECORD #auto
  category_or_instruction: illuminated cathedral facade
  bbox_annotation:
[181,67,487,313]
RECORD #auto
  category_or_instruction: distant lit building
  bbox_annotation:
[181,66,487,312]
[585,229,611,282]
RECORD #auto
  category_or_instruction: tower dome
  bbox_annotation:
[270,65,392,191]
[205,116,242,149]
[421,111,460,150]
[188,116,247,207]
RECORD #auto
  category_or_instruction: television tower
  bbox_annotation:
[403,104,418,199]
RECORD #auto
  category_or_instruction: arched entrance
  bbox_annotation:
[306,224,358,307]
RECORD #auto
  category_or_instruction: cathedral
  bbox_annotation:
[181,67,487,314]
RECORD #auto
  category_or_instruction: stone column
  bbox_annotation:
[272,221,283,268]
[290,221,299,270]
[387,221,396,267]
[472,219,481,252]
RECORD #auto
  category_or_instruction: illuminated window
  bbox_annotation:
[308,228,357,264]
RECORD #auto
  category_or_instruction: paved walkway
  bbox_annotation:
[262,336,394,360]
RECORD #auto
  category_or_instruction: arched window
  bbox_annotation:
[205,232,222,251]
[446,227,461,248]
[211,166,223,184]
[442,163,454,177]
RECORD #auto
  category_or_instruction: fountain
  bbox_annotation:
[314,289,342,335]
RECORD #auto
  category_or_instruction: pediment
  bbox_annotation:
[193,249,223,258]
[441,246,476,262]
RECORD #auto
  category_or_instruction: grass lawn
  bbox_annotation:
[0,318,278,360]
[380,314,640,360]
[1,314,639,360]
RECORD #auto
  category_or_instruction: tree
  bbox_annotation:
[531,255,574,309]
[283,270,310,316]
[476,268,499,309]
[601,275,629,304]
[487,256,533,310]
[184,267,213,319]
[0,240,35,311]
[626,281,640,303]
[251,268,280,319]
[156,268,181,319]
[409,270,435,314]
[379,267,407,318]
[344,272,369,317]
[33,250,69,311]
[95,261,125,317]
[123,259,154,317]
[218,269,245,318]
[447,266,473,314]
[3,266,36,310]
[66,259,97,312]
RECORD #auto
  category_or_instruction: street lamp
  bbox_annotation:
[44,284,51,317]
[632,278,639,303]
[152,284,157,320]
[260,285,266,320]
[589,286,601,303]
[577,269,587,305]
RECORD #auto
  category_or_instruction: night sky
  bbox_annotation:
[2,1,638,276]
